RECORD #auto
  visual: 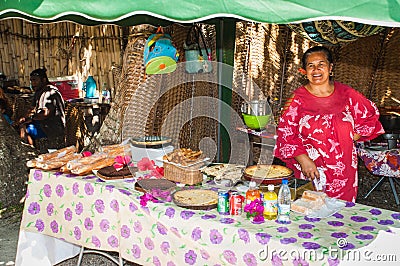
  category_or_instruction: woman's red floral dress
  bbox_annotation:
[275,82,384,202]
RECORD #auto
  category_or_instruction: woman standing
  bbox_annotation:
[274,46,384,202]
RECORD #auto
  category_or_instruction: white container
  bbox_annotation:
[130,145,174,166]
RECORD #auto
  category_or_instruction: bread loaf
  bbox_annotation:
[41,153,82,170]
[37,145,77,162]
[26,159,37,168]
[291,190,327,214]
[302,190,326,202]
[67,153,108,170]
[71,157,115,175]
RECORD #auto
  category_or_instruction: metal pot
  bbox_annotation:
[241,100,271,116]
[379,115,400,132]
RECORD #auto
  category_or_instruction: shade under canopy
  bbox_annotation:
[1,0,400,27]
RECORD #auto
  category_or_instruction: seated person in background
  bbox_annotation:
[18,68,65,146]
[0,98,13,125]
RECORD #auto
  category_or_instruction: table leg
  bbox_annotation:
[388,177,400,205]
[363,176,386,199]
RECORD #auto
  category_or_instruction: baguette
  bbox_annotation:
[60,165,70,173]
[26,159,37,168]
[37,145,77,162]
[67,153,108,170]
[71,157,115,175]
[41,153,82,170]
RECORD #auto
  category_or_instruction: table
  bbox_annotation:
[16,169,400,265]
[357,146,400,205]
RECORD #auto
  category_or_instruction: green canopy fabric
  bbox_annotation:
[0,0,400,26]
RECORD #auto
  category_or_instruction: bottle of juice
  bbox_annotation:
[246,181,260,204]
[263,184,278,220]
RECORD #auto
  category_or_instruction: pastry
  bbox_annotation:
[71,157,115,175]
[302,190,327,202]
[244,165,293,179]
[37,145,77,162]
[173,189,218,206]
[163,148,204,166]
[291,190,327,214]
[136,179,176,191]
[96,165,136,180]
[201,164,245,183]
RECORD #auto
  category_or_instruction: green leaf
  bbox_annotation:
[234,221,242,227]
[59,204,64,209]
[26,222,33,227]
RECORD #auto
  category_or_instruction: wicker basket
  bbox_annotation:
[163,162,203,185]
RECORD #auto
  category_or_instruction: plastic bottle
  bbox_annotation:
[246,181,261,204]
[277,179,291,224]
[263,184,278,220]
[101,82,110,103]
[84,76,97,98]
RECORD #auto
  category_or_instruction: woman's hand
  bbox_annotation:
[354,133,361,141]
[295,154,319,180]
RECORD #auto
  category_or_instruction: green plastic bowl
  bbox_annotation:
[242,113,271,129]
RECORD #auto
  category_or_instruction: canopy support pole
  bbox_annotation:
[216,18,236,162]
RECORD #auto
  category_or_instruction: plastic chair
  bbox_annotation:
[357,146,400,205]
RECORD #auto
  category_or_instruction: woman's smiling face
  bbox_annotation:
[305,51,333,86]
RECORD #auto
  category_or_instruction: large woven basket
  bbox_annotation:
[163,162,203,185]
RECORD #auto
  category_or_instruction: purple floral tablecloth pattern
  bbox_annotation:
[20,169,400,265]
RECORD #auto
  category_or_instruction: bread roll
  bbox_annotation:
[302,190,327,202]
[67,153,108,170]
[71,157,115,175]
[41,154,82,170]
[26,159,37,168]
[37,145,77,162]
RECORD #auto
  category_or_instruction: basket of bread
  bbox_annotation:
[162,148,206,185]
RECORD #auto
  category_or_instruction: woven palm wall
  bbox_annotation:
[0,19,123,90]
[96,24,219,159]
[232,22,400,120]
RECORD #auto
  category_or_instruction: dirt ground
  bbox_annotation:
[1,164,399,265]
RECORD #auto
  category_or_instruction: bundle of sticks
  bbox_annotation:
[27,144,130,175]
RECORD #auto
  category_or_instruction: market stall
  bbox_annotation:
[3,1,400,265]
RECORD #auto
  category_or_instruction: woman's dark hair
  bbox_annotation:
[301,46,333,70]
[30,68,50,84]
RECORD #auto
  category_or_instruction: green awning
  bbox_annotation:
[0,0,400,26]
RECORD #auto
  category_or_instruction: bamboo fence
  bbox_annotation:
[0,19,124,96]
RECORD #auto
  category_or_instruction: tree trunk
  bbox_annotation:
[0,118,38,209]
